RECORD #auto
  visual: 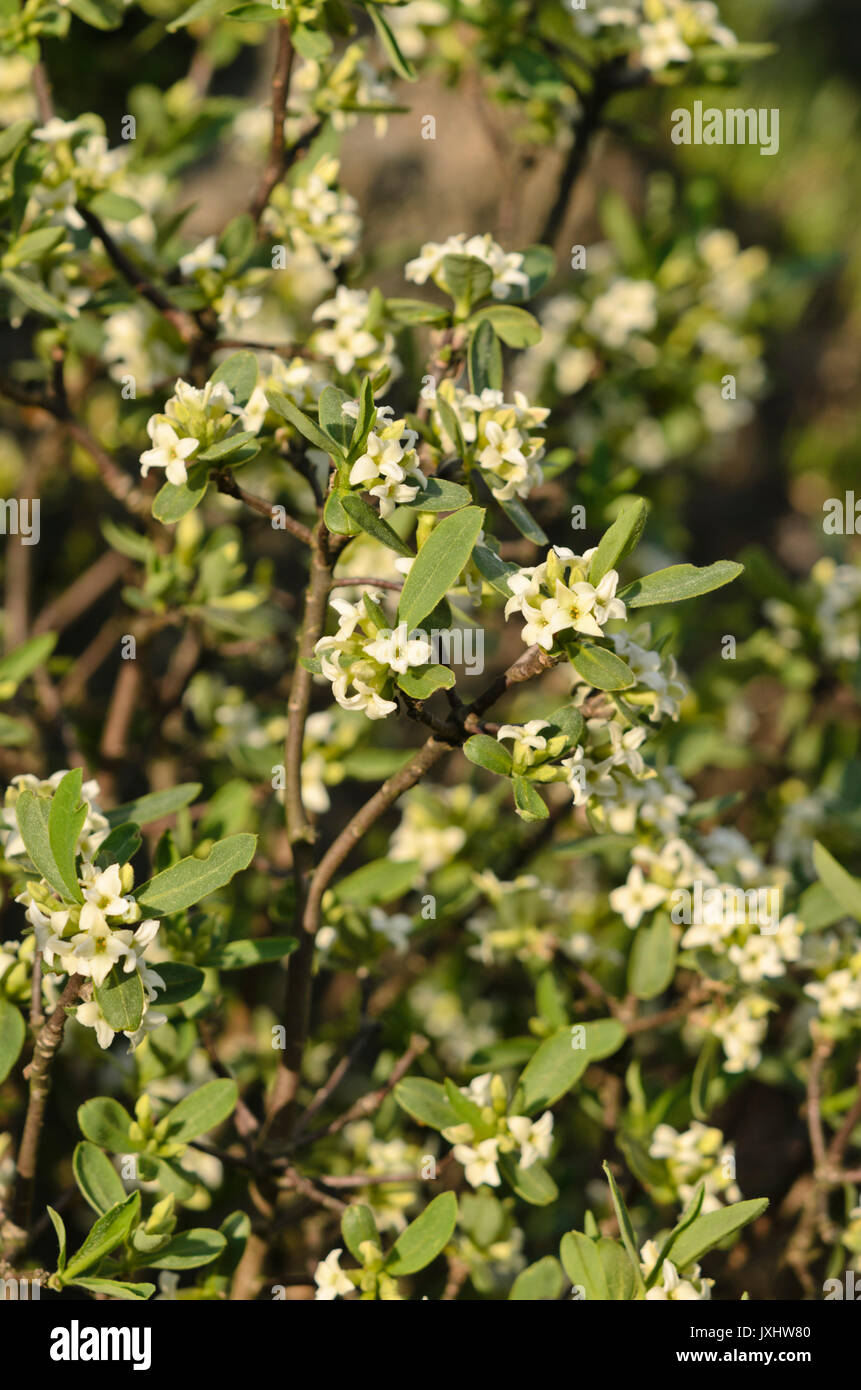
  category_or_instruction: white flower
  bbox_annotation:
[364,623,432,675]
[75,999,116,1049]
[139,420,199,486]
[644,1259,710,1301]
[313,1248,354,1300]
[66,919,131,986]
[506,1111,553,1169]
[179,235,226,277]
[585,278,658,349]
[805,969,861,1020]
[609,866,667,929]
[452,1137,501,1188]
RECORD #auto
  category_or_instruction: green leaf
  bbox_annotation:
[197,430,258,463]
[342,1204,380,1262]
[569,642,635,692]
[333,857,419,907]
[88,191,143,221]
[48,1206,67,1271]
[66,0,123,29]
[589,499,649,585]
[509,1256,564,1300]
[0,119,33,165]
[518,244,555,298]
[547,705,584,749]
[3,225,66,268]
[160,1078,238,1144]
[812,842,861,921]
[341,492,414,557]
[94,822,142,869]
[495,492,548,545]
[627,914,677,1000]
[138,1229,227,1269]
[266,388,342,457]
[135,833,256,915]
[385,1192,457,1275]
[440,254,493,311]
[797,881,844,931]
[106,783,201,829]
[463,734,513,777]
[68,1277,155,1300]
[434,391,466,457]
[0,997,26,1084]
[94,966,145,1034]
[560,1230,607,1299]
[63,1192,141,1280]
[669,1198,768,1270]
[468,305,541,347]
[386,297,450,326]
[468,318,503,394]
[398,506,484,630]
[323,488,361,536]
[598,1237,638,1300]
[211,350,258,408]
[73,1142,127,1216]
[499,1154,558,1206]
[601,1162,645,1296]
[399,477,472,512]
[0,632,56,690]
[393,1077,455,1130]
[48,768,86,903]
[292,22,333,56]
[167,0,230,29]
[471,543,518,596]
[518,1018,626,1113]
[152,961,206,1005]
[14,790,69,897]
[1,269,73,321]
[365,3,417,82]
[512,776,548,822]
[645,1183,705,1288]
[78,1097,139,1152]
[203,937,298,969]
[152,473,209,524]
[318,384,355,450]
[620,560,744,608]
[397,664,455,699]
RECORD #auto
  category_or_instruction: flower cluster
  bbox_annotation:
[7,775,167,1051]
[504,545,625,651]
[649,1122,741,1212]
[262,155,361,268]
[442,1073,554,1188]
[514,212,769,475]
[315,593,433,719]
[406,232,529,301]
[639,1241,714,1300]
[346,407,426,516]
[575,0,738,73]
[310,286,398,378]
[140,379,237,487]
[431,382,548,501]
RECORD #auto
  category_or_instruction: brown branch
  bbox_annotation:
[75,204,199,345]
[292,1035,429,1151]
[250,22,295,224]
[8,975,84,1248]
[263,524,335,1136]
[215,471,313,544]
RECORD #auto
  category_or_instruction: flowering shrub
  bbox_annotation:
[0,0,858,1313]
